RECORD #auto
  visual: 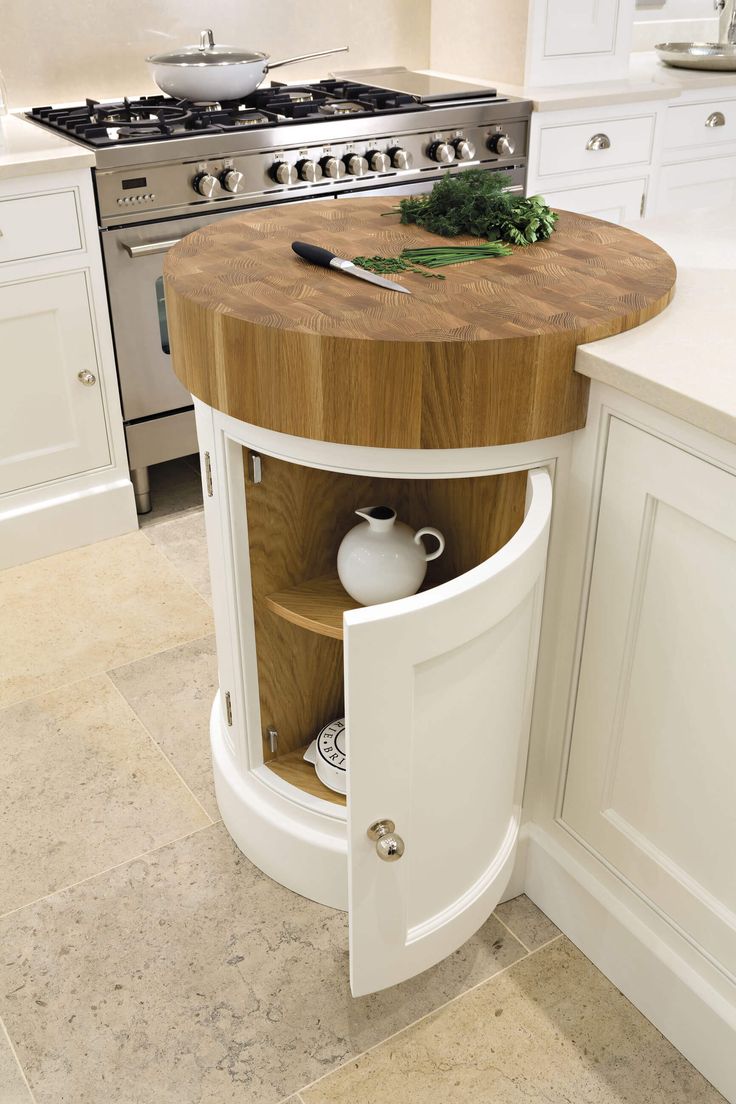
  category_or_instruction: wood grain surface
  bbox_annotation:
[165,199,676,447]
[244,449,526,759]
[265,745,347,807]
[265,575,362,640]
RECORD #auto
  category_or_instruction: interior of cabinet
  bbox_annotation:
[242,448,528,804]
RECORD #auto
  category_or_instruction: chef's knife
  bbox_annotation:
[291,241,412,294]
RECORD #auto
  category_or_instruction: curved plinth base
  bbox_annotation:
[210,695,348,911]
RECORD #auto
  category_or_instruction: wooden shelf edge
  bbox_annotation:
[264,574,362,640]
[265,745,347,807]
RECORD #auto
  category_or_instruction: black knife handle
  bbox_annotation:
[291,241,339,268]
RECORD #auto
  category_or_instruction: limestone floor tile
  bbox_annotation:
[109,635,219,818]
[144,509,212,603]
[495,893,560,951]
[0,530,213,708]
[0,1022,33,1104]
[301,937,725,1104]
[0,824,526,1104]
[0,674,210,916]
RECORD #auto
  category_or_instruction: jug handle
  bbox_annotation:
[415,527,445,562]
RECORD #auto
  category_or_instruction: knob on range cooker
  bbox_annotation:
[388,146,412,169]
[366,149,391,173]
[452,136,476,161]
[270,160,298,185]
[220,168,244,194]
[192,171,222,198]
[488,132,515,157]
[296,158,323,182]
[319,155,346,179]
[427,140,455,164]
[343,152,369,176]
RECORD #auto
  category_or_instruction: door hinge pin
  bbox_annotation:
[640,191,646,217]
[225,691,233,726]
[204,451,214,497]
[267,726,278,754]
[249,452,262,484]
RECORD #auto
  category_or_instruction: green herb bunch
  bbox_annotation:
[391,169,558,246]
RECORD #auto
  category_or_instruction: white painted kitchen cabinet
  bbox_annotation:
[652,91,736,214]
[526,0,636,85]
[541,177,646,223]
[0,167,136,566]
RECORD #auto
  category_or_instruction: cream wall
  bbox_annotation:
[430,1,530,86]
[3,0,430,109]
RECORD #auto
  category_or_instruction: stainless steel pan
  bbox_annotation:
[147,30,348,101]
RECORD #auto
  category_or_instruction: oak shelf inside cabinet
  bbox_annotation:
[264,575,362,640]
[265,745,347,807]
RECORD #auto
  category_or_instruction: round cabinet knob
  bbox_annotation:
[366,149,391,173]
[192,172,222,198]
[77,369,97,387]
[427,140,455,164]
[488,132,515,157]
[367,819,405,862]
[452,137,476,161]
[296,158,323,183]
[319,155,346,180]
[388,146,413,170]
[343,153,369,176]
[220,168,245,194]
[270,160,298,186]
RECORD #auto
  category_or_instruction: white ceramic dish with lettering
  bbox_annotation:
[304,717,346,795]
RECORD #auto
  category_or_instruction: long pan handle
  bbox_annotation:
[267,46,349,71]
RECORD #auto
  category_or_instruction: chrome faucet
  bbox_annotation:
[715,0,736,44]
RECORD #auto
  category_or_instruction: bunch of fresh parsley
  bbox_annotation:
[392,169,558,246]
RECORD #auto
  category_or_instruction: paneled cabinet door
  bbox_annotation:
[656,156,736,215]
[0,271,110,495]
[543,0,621,57]
[542,179,646,224]
[563,418,736,975]
[345,469,552,997]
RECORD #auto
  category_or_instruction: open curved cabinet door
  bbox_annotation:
[344,468,553,996]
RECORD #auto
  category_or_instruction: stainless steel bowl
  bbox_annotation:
[655,42,736,71]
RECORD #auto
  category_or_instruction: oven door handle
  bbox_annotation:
[122,238,183,258]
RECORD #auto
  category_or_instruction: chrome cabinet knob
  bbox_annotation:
[319,155,346,179]
[488,132,515,157]
[77,370,97,387]
[367,819,405,862]
[706,111,726,127]
[220,168,245,194]
[452,137,476,161]
[367,149,391,173]
[585,133,611,151]
[428,140,455,164]
[388,146,413,170]
[344,153,368,176]
[296,158,323,182]
[192,172,222,198]
[270,160,298,185]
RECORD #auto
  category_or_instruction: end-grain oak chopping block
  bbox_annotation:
[163,198,676,449]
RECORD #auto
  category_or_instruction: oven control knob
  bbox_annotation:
[296,158,323,183]
[427,140,455,164]
[319,155,346,180]
[488,132,515,157]
[452,137,476,161]
[343,153,369,176]
[220,168,245,194]
[192,172,222,198]
[388,146,413,170]
[270,160,298,185]
[366,149,391,173]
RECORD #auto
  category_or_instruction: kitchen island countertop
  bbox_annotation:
[575,207,736,445]
[0,113,94,180]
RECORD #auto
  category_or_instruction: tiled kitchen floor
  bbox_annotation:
[0,465,726,1104]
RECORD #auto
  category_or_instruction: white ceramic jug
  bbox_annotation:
[337,506,445,606]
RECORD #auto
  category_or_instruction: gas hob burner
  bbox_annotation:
[318,99,368,116]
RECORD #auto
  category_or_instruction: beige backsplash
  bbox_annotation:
[4,0,430,108]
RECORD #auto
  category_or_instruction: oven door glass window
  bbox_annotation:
[155,275,170,355]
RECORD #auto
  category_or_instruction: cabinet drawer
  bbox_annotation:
[663,99,736,154]
[657,155,736,215]
[0,189,83,265]
[537,114,655,177]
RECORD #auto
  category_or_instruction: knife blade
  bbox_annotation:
[291,240,412,294]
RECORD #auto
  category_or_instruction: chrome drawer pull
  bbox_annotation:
[706,111,726,128]
[122,238,183,258]
[586,133,611,151]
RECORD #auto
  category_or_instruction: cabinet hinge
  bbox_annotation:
[640,191,646,218]
[204,451,214,497]
[248,452,262,484]
[224,691,233,726]
[267,726,279,754]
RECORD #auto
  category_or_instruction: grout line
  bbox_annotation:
[0,1014,38,1104]
[140,526,213,608]
[0,822,216,923]
[104,673,215,825]
[492,909,532,954]
[293,935,564,1099]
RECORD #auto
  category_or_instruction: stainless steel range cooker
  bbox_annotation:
[27,70,532,512]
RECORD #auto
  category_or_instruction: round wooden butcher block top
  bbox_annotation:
[164,198,676,449]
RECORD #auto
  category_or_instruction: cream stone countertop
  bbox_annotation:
[575,207,736,445]
[0,113,94,180]
[629,50,736,95]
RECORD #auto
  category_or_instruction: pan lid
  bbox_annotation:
[147,29,268,67]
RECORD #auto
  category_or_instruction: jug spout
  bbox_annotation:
[355,505,396,533]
